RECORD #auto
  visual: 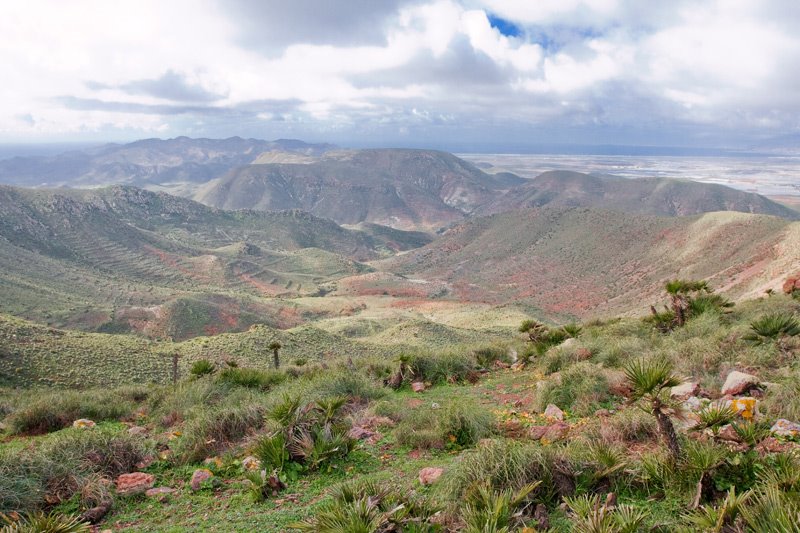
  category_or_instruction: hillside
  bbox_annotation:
[195,149,525,230]
[0,185,428,335]
[0,137,334,188]
[476,170,799,219]
[376,207,800,319]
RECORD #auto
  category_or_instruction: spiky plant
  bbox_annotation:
[565,494,650,533]
[683,440,727,508]
[731,420,771,448]
[691,404,736,433]
[739,485,800,532]
[688,293,733,316]
[189,358,215,378]
[623,358,684,461]
[665,279,709,327]
[744,313,800,344]
[252,432,289,473]
[519,319,548,343]
[0,512,91,533]
[460,480,540,533]
[683,487,749,532]
[562,323,583,338]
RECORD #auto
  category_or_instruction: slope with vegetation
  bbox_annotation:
[378,207,800,319]
[0,185,429,335]
[1,286,799,531]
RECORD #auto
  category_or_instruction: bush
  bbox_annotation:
[5,390,134,435]
[173,403,265,464]
[0,428,151,512]
[189,359,216,377]
[301,370,385,402]
[217,367,285,390]
[534,362,611,416]
[441,439,571,505]
[407,352,475,384]
[473,345,511,367]
[394,400,494,450]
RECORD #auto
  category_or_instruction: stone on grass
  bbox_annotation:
[544,404,564,421]
[670,382,699,400]
[242,456,261,471]
[72,419,96,429]
[411,381,426,393]
[190,469,214,491]
[128,426,148,436]
[716,425,741,443]
[721,371,759,396]
[418,467,444,485]
[771,419,800,438]
[145,487,175,503]
[115,472,155,496]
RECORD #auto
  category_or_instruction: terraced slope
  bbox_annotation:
[477,170,798,219]
[196,149,525,230]
[377,207,800,319]
[0,185,427,334]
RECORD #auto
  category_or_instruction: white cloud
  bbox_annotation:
[0,0,799,145]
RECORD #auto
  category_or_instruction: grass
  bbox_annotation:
[1,293,799,531]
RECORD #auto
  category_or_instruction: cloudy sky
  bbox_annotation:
[2,0,799,150]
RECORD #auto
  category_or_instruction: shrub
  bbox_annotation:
[173,403,265,464]
[407,352,475,384]
[460,480,540,532]
[534,362,611,416]
[0,428,151,512]
[5,390,134,435]
[0,511,90,532]
[473,345,511,367]
[603,409,659,444]
[441,439,570,505]
[745,312,800,343]
[394,400,494,450]
[189,359,216,377]
[217,367,285,390]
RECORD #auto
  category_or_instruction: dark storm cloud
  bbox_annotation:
[220,0,414,51]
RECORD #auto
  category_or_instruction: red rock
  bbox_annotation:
[411,382,426,393]
[716,424,741,443]
[494,360,510,369]
[576,348,593,361]
[115,472,155,496]
[782,274,800,295]
[190,469,213,491]
[418,467,444,485]
[756,437,792,454]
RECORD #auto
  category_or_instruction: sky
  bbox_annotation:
[1,0,800,151]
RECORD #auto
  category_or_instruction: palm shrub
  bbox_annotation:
[664,279,710,327]
[264,394,355,474]
[688,293,733,316]
[739,485,800,532]
[564,494,651,533]
[460,480,540,533]
[744,312,800,344]
[691,403,736,434]
[623,358,684,461]
[0,511,91,532]
[683,487,749,532]
[289,480,439,532]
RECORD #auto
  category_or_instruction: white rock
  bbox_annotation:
[670,382,699,400]
[771,419,800,438]
[544,404,564,421]
[721,371,759,396]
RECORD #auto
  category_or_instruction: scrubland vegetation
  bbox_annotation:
[1,287,799,531]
